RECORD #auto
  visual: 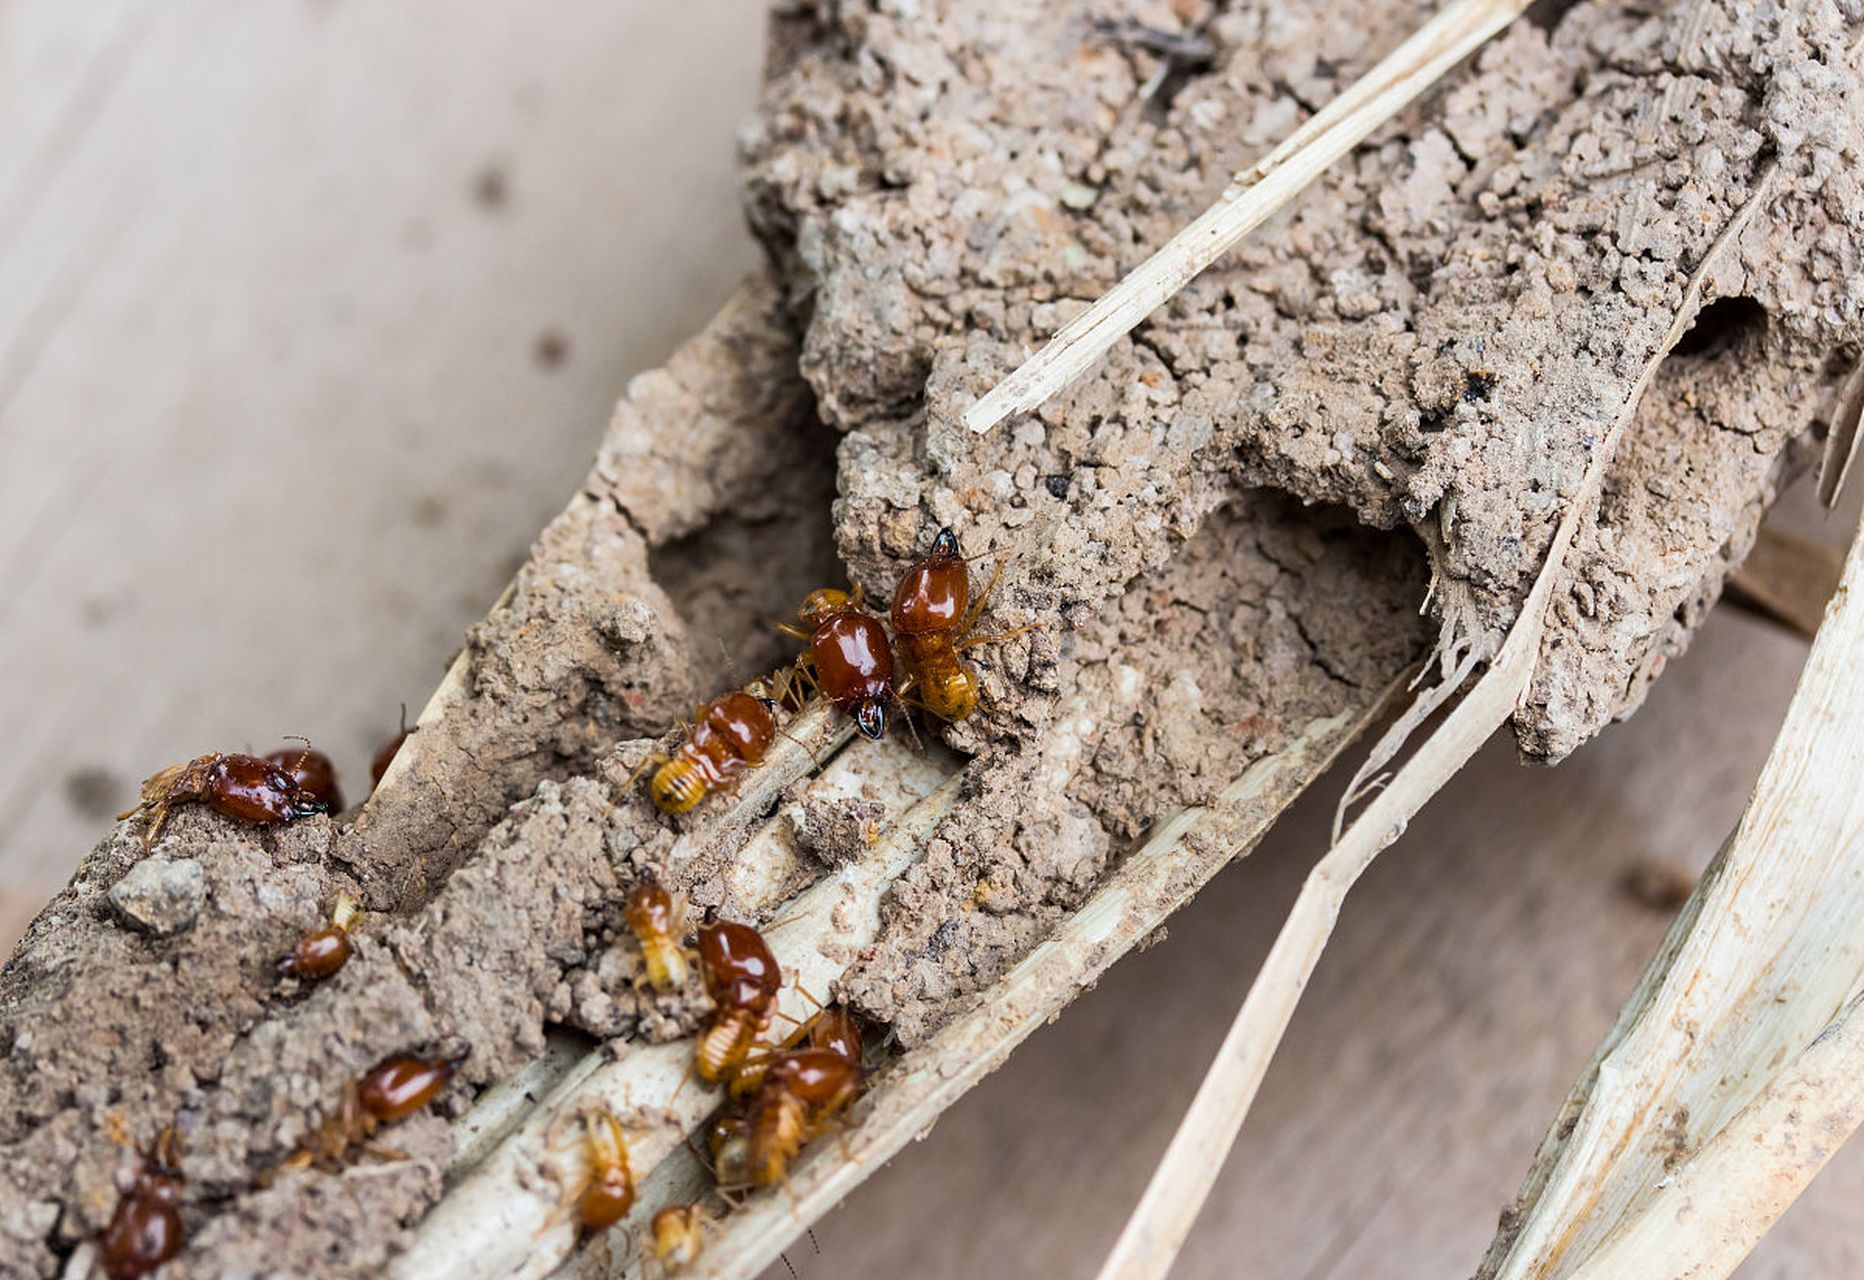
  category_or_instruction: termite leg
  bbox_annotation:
[958,558,1005,633]
[956,621,1040,653]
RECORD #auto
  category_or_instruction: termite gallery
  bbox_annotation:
[693,920,783,1083]
[624,877,692,990]
[98,1128,185,1280]
[286,1046,469,1169]
[780,587,896,740]
[119,750,331,844]
[276,894,362,982]
[647,685,781,815]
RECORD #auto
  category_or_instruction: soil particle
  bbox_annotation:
[107,857,207,936]
[787,791,889,867]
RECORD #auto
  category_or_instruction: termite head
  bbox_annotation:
[930,527,960,559]
[650,1203,709,1271]
[797,588,852,626]
[572,1110,635,1236]
[852,700,887,741]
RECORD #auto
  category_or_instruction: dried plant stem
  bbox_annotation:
[639,686,1401,1280]
[396,766,962,1280]
[1093,169,1777,1280]
[1564,991,1864,1280]
[1482,506,1864,1280]
[961,0,1530,435]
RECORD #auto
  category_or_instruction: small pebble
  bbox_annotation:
[109,858,206,935]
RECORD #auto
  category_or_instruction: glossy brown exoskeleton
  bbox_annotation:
[119,752,330,845]
[728,1002,863,1102]
[648,690,779,815]
[99,1128,186,1280]
[891,527,1029,723]
[370,704,415,789]
[288,1047,469,1168]
[264,744,344,812]
[694,921,782,1083]
[705,1106,753,1188]
[743,1045,864,1189]
[569,1110,635,1237]
[624,878,691,990]
[781,589,894,740]
[277,895,362,982]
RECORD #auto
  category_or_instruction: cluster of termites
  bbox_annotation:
[99,529,1020,1272]
[594,882,867,1270]
[636,525,1025,818]
[100,718,427,1271]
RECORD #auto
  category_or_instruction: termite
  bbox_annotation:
[728,1002,862,1102]
[744,1046,864,1190]
[648,1203,710,1273]
[780,588,895,740]
[277,895,362,982]
[265,743,344,812]
[695,921,782,1083]
[119,752,329,845]
[371,704,415,789]
[890,527,1029,722]
[645,687,780,815]
[569,1110,635,1237]
[706,1108,754,1189]
[288,1047,469,1169]
[624,877,692,991]
[99,1128,185,1280]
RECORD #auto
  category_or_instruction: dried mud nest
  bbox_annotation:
[4,0,1862,1275]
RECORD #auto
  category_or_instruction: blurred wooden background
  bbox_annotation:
[0,3,1856,1276]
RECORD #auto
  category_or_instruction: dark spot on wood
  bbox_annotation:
[64,767,124,819]
[472,164,509,212]
[533,329,571,371]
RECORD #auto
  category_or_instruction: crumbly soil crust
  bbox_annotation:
[5,0,1861,1272]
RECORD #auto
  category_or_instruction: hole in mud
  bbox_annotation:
[1525,0,1584,33]
[1672,297,1767,359]
[1091,19,1216,117]
[647,421,843,694]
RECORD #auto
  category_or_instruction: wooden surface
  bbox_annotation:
[0,0,763,942]
[1,4,1859,1277]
